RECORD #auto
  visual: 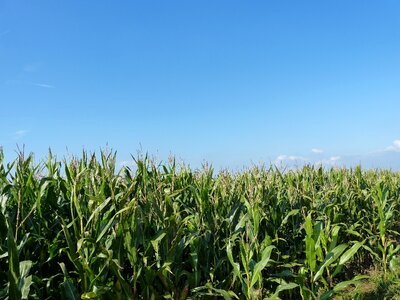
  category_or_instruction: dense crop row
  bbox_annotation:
[1,150,400,299]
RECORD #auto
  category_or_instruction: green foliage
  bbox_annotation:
[0,150,400,299]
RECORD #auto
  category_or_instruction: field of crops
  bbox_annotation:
[1,150,400,299]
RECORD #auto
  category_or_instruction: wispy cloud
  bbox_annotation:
[31,82,55,89]
[276,155,306,162]
[311,148,323,154]
[4,80,55,89]
[385,139,400,152]
[14,130,29,139]
[317,156,341,166]
[3,61,55,89]
[275,154,307,164]
[273,139,400,170]
[311,148,324,154]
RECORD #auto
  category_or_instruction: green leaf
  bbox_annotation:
[328,226,341,252]
[320,275,369,300]
[150,231,167,249]
[20,275,32,300]
[96,215,116,243]
[314,244,347,282]
[281,209,300,226]
[305,236,316,272]
[267,282,299,300]
[85,196,113,229]
[81,291,97,299]
[250,245,275,288]
[227,241,241,283]
[59,263,80,300]
[0,210,7,241]
[305,214,313,237]
[19,260,33,299]
[60,280,80,300]
[211,288,236,300]
[338,241,364,265]
[7,219,21,300]
[390,255,400,273]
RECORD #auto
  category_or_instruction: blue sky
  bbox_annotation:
[1,1,400,169]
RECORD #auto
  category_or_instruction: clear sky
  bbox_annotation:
[1,1,400,169]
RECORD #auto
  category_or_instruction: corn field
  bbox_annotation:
[1,150,400,299]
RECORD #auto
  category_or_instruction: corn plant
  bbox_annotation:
[0,150,400,299]
[298,213,364,299]
[360,181,400,280]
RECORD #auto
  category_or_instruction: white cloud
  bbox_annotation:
[8,63,55,88]
[31,82,55,89]
[317,156,341,166]
[4,80,55,89]
[272,139,400,170]
[386,140,400,152]
[275,155,307,165]
[14,130,29,138]
[311,148,323,154]
[276,155,303,161]
[276,155,287,161]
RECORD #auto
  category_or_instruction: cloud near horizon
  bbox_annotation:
[316,156,341,166]
[386,140,400,152]
[275,139,400,170]
[275,155,308,166]
[311,148,323,154]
